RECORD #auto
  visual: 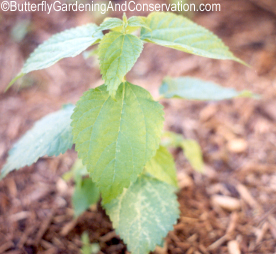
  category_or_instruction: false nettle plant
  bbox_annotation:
[2,12,254,254]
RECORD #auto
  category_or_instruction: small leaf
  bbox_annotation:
[81,232,91,254]
[161,131,183,147]
[63,159,88,186]
[1,104,75,179]
[145,146,178,187]
[141,12,245,64]
[71,82,164,203]
[98,18,123,31]
[181,139,204,173]
[105,175,179,254]
[7,24,103,90]
[127,16,151,31]
[11,19,30,43]
[111,16,151,34]
[98,32,143,96]
[160,77,256,101]
[162,132,204,173]
[73,178,100,217]
[81,232,100,254]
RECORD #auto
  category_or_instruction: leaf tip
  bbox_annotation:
[234,57,250,67]
[5,73,24,92]
[238,90,260,99]
[0,167,8,180]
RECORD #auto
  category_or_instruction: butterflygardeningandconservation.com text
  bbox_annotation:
[1,0,221,14]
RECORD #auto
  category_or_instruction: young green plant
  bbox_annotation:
[2,12,254,254]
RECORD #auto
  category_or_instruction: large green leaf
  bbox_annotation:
[145,146,178,187]
[73,178,100,217]
[105,175,179,254]
[160,77,256,101]
[7,24,103,90]
[98,32,143,96]
[140,12,244,63]
[181,139,204,173]
[1,104,74,179]
[71,82,164,203]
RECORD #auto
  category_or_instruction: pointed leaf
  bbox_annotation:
[141,12,244,63]
[71,82,164,203]
[145,146,178,187]
[73,178,100,217]
[160,77,256,101]
[105,175,179,254]
[127,16,151,31]
[1,104,75,179]
[7,24,103,90]
[181,139,204,173]
[111,16,151,34]
[98,32,143,96]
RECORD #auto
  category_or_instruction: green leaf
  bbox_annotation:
[126,16,151,32]
[181,139,204,173]
[98,32,143,96]
[104,175,179,254]
[63,159,88,186]
[71,82,164,203]
[162,131,204,173]
[160,77,256,101]
[111,16,151,34]
[81,232,91,254]
[141,12,245,64]
[161,131,183,147]
[1,104,75,179]
[145,146,178,187]
[73,178,100,217]
[7,24,103,90]
[81,232,100,254]
[127,16,150,30]
[98,17,123,31]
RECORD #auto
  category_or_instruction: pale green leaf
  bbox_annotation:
[98,32,143,96]
[105,175,179,254]
[73,178,100,217]
[141,12,245,64]
[127,16,151,31]
[81,232,100,254]
[161,131,183,147]
[181,139,204,172]
[161,132,204,173]
[111,16,151,34]
[71,82,164,203]
[81,232,91,254]
[7,24,103,90]
[1,104,74,179]
[98,17,123,31]
[145,146,178,187]
[160,77,256,101]
[63,159,88,185]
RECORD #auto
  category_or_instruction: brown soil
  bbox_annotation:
[1,0,276,253]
